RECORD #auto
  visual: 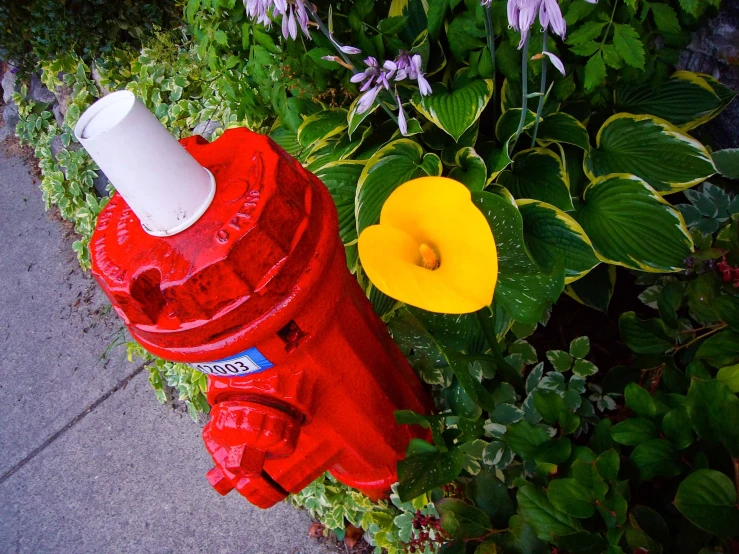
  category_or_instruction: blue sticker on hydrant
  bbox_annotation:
[189,347,274,377]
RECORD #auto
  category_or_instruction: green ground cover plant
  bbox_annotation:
[9,0,739,551]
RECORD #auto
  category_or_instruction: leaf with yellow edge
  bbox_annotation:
[585,114,716,194]
[574,174,694,272]
[497,148,574,211]
[518,199,599,283]
[297,108,348,149]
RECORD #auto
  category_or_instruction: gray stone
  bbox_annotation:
[1,68,19,104]
[3,102,19,131]
[91,63,110,96]
[49,134,81,160]
[52,103,65,127]
[678,0,739,149]
[193,119,223,140]
[54,83,74,119]
[93,172,110,197]
[0,125,330,553]
[29,73,57,105]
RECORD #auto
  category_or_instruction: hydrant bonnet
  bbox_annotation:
[74,90,216,236]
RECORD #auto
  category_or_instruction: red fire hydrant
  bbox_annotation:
[77,92,431,508]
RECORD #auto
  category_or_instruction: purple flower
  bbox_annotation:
[396,91,408,135]
[394,53,432,96]
[533,51,566,74]
[539,0,566,39]
[339,45,362,55]
[357,86,382,114]
[244,0,310,40]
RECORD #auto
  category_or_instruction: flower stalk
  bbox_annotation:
[530,29,548,147]
[511,36,529,152]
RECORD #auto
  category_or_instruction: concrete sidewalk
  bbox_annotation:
[0,137,328,553]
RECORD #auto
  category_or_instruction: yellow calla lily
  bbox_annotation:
[358,176,498,314]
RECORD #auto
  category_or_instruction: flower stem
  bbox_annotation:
[483,4,496,121]
[530,30,548,148]
[511,36,529,153]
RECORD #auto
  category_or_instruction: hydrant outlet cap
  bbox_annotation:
[75,91,215,237]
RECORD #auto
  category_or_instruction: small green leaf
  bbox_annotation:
[712,148,739,179]
[662,406,693,449]
[466,471,515,528]
[674,469,739,538]
[686,378,739,456]
[569,337,590,359]
[630,439,682,480]
[517,484,583,540]
[650,4,681,35]
[619,312,673,354]
[548,478,596,519]
[504,420,551,459]
[610,417,658,445]
[695,330,739,367]
[547,350,574,372]
[437,498,494,539]
[534,390,566,424]
[717,364,739,392]
[624,383,657,418]
[612,24,645,69]
[397,446,465,501]
[584,51,606,92]
[595,450,620,482]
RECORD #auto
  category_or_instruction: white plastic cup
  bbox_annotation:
[74,90,216,236]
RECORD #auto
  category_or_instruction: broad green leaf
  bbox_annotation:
[585,114,716,193]
[610,417,658,445]
[532,112,591,150]
[566,21,607,45]
[472,192,565,324]
[449,147,487,191]
[355,139,442,232]
[565,263,616,312]
[517,484,583,541]
[675,469,739,538]
[686,378,739,456]
[630,439,682,480]
[595,450,620,482]
[612,24,645,69]
[662,406,693,449]
[496,108,536,143]
[619,312,673,354]
[466,471,515,528]
[412,71,494,141]
[498,515,550,553]
[695,330,739,367]
[297,109,348,149]
[547,478,596,519]
[504,420,550,458]
[314,161,364,243]
[437,498,494,539]
[615,71,735,131]
[397,446,465,501]
[426,0,448,40]
[534,390,565,424]
[446,13,486,60]
[650,3,680,34]
[624,383,657,418]
[575,175,693,272]
[269,125,302,157]
[717,364,739,392]
[498,149,573,211]
[408,309,479,351]
[712,148,739,179]
[347,94,380,137]
[518,200,599,283]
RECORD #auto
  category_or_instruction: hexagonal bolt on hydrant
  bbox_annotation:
[75,91,432,508]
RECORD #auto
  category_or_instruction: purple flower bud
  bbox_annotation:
[397,93,408,135]
[542,51,565,74]
[357,86,381,114]
[339,45,362,55]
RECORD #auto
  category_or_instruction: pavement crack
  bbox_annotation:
[0,361,150,486]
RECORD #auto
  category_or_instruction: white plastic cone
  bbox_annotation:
[75,90,216,236]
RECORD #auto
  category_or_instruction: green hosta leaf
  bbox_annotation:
[624,383,657,418]
[472,192,565,324]
[347,94,380,137]
[585,114,716,193]
[584,51,606,92]
[717,364,739,392]
[269,125,302,157]
[686,378,739,456]
[355,139,442,232]
[570,336,590,359]
[547,478,596,519]
[630,439,682,480]
[297,109,348,149]
[612,24,645,69]
[565,264,616,312]
[498,149,573,211]
[517,484,583,541]
[712,148,739,179]
[533,112,591,150]
[518,200,599,283]
[547,350,574,372]
[314,161,364,244]
[619,312,673,354]
[616,71,735,131]
[610,417,658,445]
[575,175,693,272]
[449,147,487,191]
[412,72,493,141]
[675,469,739,538]
[496,108,536,143]
[397,445,465,501]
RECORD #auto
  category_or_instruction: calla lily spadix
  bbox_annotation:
[358,177,498,314]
